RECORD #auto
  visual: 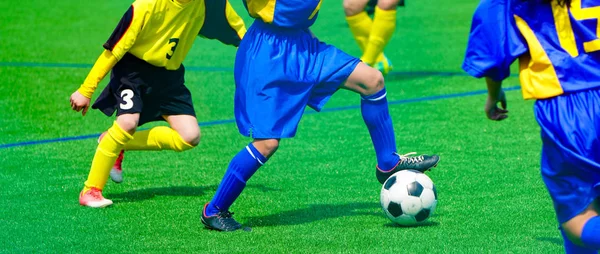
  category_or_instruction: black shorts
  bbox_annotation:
[92,53,196,126]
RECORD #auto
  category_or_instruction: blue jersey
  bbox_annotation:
[242,0,322,29]
[462,0,600,99]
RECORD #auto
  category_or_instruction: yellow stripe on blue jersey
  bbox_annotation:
[104,0,245,70]
[513,15,564,99]
[243,0,322,28]
[462,0,600,100]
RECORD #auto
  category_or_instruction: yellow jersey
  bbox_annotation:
[104,0,245,70]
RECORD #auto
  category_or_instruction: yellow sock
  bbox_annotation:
[361,7,397,65]
[83,122,132,192]
[346,11,372,52]
[123,126,194,152]
[346,11,386,64]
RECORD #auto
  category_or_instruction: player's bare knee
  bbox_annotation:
[187,131,201,147]
[254,139,280,156]
[116,119,138,134]
[179,127,201,147]
[263,139,280,153]
[343,0,366,16]
[562,223,585,246]
[363,70,385,96]
[378,0,399,10]
[561,203,600,246]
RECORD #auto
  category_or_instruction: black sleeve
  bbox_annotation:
[103,5,135,51]
[199,0,244,47]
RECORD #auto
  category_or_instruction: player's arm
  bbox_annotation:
[77,50,118,99]
[484,77,508,121]
[70,3,146,116]
[198,0,247,47]
[70,50,118,115]
[461,0,526,121]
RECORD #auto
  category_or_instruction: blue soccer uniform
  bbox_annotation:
[463,0,600,251]
[235,0,359,138]
[200,0,440,231]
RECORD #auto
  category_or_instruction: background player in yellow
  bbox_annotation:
[344,0,402,75]
[69,0,246,208]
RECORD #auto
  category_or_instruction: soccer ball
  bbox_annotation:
[380,170,438,226]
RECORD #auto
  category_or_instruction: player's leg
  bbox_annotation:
[106,67,198,182]
[202,138,278,231]
[344,0,371,51]
[202,21,318,231]
[98,132,125,184]
[164,114,201,146]
[561,200,600,253]
[80,113,138,208]
[341,62,439,184]
[535,89,600,252]
[106,114,199,183]
[344,0,391,75]
[123,115,199,152]
[123,68,199,152]
[362,0,398,70]
[83,55,151,207]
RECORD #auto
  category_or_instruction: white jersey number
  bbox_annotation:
[120,89,134,110]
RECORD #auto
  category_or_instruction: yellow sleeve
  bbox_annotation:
[77,50,118,99]
[199,0,247,46]
[78,1,150,98]
[225,1,247,40]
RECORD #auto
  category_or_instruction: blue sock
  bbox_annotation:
[582,216,600,250]
[205,143,267,216]
[561,229,598,254]
[361,88,399,171]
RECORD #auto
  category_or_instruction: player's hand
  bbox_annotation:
[484,90,508,121]
[70,91,91,116]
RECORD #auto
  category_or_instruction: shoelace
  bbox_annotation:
[215,211,240,229]
[89,189,104,199]
[217,211,234,219]
[395,152,425,164]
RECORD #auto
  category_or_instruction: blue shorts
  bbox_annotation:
[535,88,600,223]
[233,20,361,138]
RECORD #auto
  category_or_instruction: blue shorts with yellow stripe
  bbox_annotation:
[233,20,360,138]
[535,88,600,223]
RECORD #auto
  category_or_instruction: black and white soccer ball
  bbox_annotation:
[380,170,438,226]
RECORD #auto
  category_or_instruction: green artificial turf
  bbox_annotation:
[0,1,563,253]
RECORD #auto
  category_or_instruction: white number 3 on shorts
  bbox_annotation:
[120,89,134,110]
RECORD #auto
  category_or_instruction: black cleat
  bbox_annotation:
[201,203,244,232]
[376,153,440,184]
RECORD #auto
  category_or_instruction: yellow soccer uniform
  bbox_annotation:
[79,0,247,196]
[78,0,246,98]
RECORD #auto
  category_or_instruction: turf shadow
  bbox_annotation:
[244,202,381,227]
[109,184,278,203]
[108,186,216,203]
[536,237,562,246]
[383,221,439,228]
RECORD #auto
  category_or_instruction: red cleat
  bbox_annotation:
[79,187,113,208]
[109,151,124,183]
